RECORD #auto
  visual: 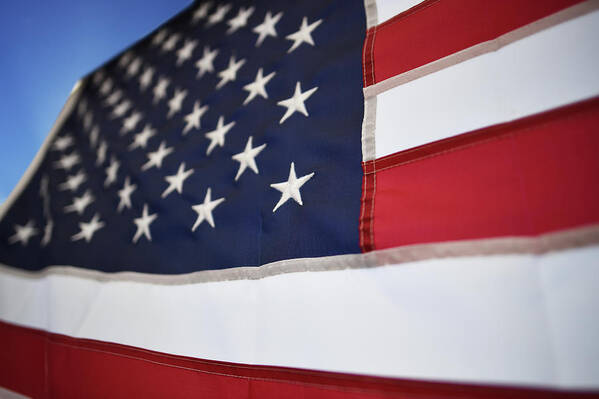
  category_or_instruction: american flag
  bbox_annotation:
[1,0,599,398]
[0,0,364,274]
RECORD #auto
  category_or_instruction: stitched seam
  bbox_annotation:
[369,169,376,250]
[44,338,397,396]
[359,171,367,250]
[5,323,398,382]
[359,168,376,252]
[375,0,440,32]
[360,16,376,249]
[360,170,373,252]
[366,108,591,173]
[52,339,249,379]
[377,117,538,163]
[370,25,377,84]
[369,133,515,174]
[361,29,369,86]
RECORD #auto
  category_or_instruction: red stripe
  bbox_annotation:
[1,320,596,398]
[368,0,584,86]
[369,97,599,251]
[362,26,376,86]
[359,162,376,252]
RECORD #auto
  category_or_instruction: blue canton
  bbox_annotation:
[0,0,366,274]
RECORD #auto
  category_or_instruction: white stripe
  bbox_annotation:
[0,387,29,399]
[374,9,599,158]
[375,0,423,24]
[1,246,598,388]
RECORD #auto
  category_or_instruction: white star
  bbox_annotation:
[39,174,49,196]
[64,190,94,215]
[99,77,113,96]
[206,3,231,27]
[161,33,181,52]
[191,188,225,230]
[77,98,87,117]
[176,39,198,66]
[182,101,209,135]
[227,6,254,34]
[153,76,170,104]
[253,11,283,46]
[129,124,156,150]
[41,221,53,247]
[59,170,86,192]
[243,68,275,105]
[118,51,133,69]
[126,56,142,78]
[121,111,143,135]
[277,82,318,124]
[104,89,123,107]
[71,213,105,243]
[8,221,38,246]
[191,2,212,24]
[151,28,168,46]
[232,136,266,181]
[104,156,120,187]
[167,88,187,118]
[286,17,323,53]
[83,111,93,131]
[52,134,74,151]
[132,204,157,243]
[96,140,108,166]
[117,177,137,212]
[161,163,194,198]
[270,162,315,212]
[89,125,99,149]
[142,141,174,171]
[205,116,235,155]
[92,69,105,86]
[111,99,132,119]
[139,66,154,91]
[194,46,218,78]
[54,152,81,171]
[216,56,245,89]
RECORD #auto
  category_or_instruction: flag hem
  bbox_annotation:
[1,223,597,285]
[363,0,378,28]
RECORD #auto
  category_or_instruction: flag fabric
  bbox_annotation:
[0,0,598,397]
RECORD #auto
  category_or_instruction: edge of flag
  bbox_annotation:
[0,80,84,223]
[1,222,598,285]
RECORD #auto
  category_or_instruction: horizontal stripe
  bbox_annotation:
[374,8,599,158]
[365,1,599,97]
[368,0,586,87]
[1,245,599,388]
[371,97,599,251]
[1,223,599,285]
[2,321,597,399]
[359,158,376,251]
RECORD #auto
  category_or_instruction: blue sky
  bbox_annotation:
[0,0,191,203]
